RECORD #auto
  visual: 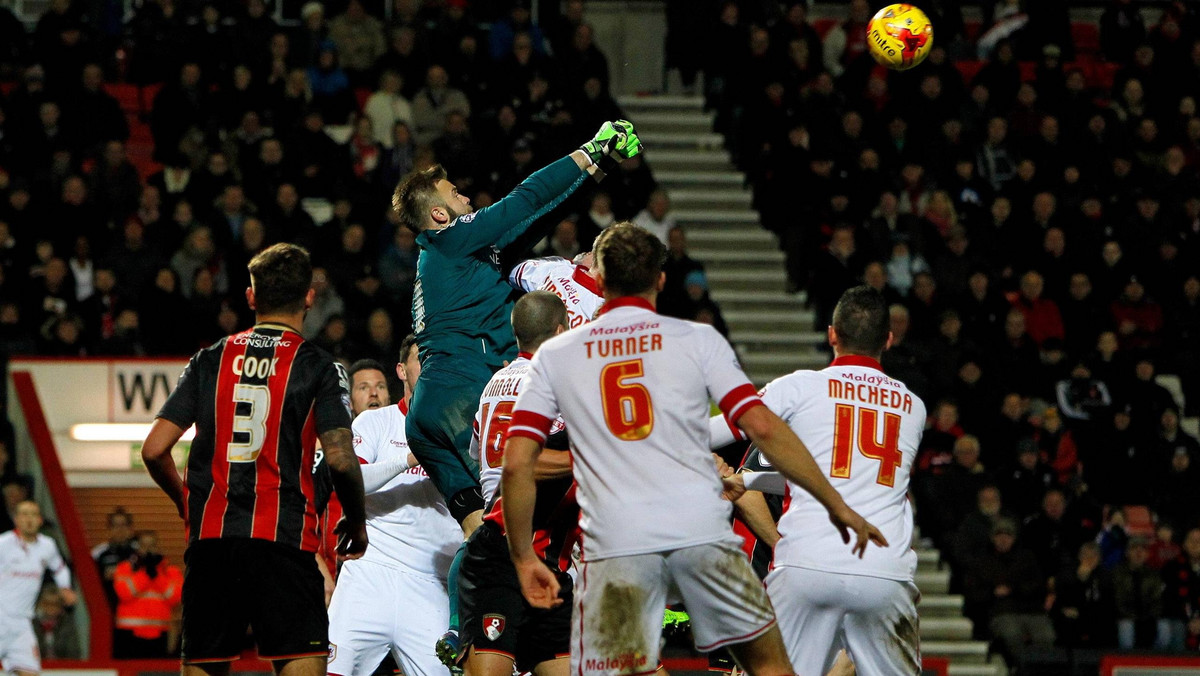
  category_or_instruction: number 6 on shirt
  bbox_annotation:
[831,404,902,487]
[600,359,654,441]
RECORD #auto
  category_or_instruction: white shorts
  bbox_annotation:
[327,559,449,676]
[766,566,920,676]
[0,621,40,674]
[573,541,775,676]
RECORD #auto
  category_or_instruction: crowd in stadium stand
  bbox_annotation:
[668,0,1200,664]
[0,0,731,377]
[0,0,1198,667]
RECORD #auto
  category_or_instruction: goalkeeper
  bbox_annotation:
[392,120,641,662]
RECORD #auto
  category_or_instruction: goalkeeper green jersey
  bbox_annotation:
[412,156,588,372]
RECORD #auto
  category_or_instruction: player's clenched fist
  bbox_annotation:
[610,119,642,159]
[514,556,563,609]
[334,517,369,561]
[579,120,643,163]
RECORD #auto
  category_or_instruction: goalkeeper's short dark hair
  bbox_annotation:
[393,164,447,234]
[594,222,667,297]
[832,286,890,356]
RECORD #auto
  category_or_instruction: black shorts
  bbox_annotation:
[459,521,573,672]
[182,538,327,663]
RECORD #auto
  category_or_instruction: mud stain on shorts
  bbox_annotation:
[590,581,648,668]
[890,612,921,675]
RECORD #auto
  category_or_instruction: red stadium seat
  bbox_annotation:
[1019,61,1037,82]
[140,82,163,114]
[104,83,141,114]
[964,19,982,42]
[1071,22,1101,56]
[955,60,985,83]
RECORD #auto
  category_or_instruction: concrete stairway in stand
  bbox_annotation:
[618,95,827,386]
[618,94,1007,676]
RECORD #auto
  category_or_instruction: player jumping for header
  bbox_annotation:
[391,120,641,664]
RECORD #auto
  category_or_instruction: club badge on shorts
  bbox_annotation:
[328,643,337,662]
[483,614,506,641]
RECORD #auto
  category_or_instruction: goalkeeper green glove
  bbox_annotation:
[580,121,621,163]
[610,119,642,159]
[580,120,644,163]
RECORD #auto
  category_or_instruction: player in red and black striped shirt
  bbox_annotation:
[142,243,368,676]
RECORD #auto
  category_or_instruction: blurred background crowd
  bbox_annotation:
[0,0,1196,667]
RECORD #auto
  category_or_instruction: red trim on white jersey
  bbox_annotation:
[398,399,410,415]
[571,266,601,296]
[507,410,554,443]
[518,351,534,360]
[596,296,655,316]
[724,413,746,442]
[829,354,883,371]
[718,383,763,424]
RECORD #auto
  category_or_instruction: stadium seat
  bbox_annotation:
[1071,22,1101,57]
[103,83,141,115]
[955,60,985,83]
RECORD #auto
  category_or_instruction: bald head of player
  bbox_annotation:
[592,221,667,302]
[829,285,893,360]
[512,290,569,353]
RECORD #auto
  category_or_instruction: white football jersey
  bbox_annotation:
[0,531,70,623]
[509,299,764,561]
[509,257,604,329]
[470,354,565,506]
[351,402,462,579]
[753,356,924,582]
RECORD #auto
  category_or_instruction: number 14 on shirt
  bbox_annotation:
[831,404,902,487]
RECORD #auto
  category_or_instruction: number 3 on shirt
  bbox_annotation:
[831,404,902,487]
[229,384,270,462]
[600,359,654,441]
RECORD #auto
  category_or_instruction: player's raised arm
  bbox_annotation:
[393,121,642,256]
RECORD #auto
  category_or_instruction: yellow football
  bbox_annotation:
[866,4,934,71]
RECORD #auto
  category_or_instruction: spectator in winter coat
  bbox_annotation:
[1161,528,1200,651]
[1052,542,1116,648]
[1012,270,1064,348]
[1113,537,1168,649]
[964,519,1055,657]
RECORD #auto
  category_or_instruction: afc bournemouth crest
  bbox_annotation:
[483,614,506,641]
[328,644,337,662]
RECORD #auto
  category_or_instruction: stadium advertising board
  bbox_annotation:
[8,358,189,481]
